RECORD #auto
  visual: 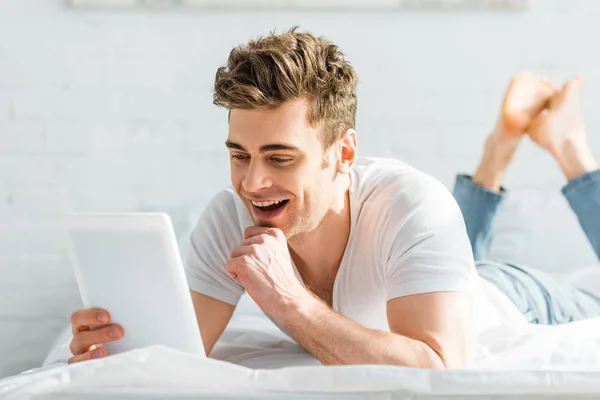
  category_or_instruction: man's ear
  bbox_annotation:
[337,129,357,174]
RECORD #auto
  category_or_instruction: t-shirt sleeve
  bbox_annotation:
[184,190,245,305]
[383,176,476,301]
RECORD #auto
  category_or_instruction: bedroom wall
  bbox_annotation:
[1,0,600,378]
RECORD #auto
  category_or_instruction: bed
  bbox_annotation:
[1,189,599,399]
[2,302,600,399]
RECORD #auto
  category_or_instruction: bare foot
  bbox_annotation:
[501,72,559,137]
[473,72,558,190]
[528,77,598,181]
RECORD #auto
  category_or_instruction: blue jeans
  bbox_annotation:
[453,170,600,325]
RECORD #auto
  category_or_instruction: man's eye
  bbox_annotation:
[271,157,292,164]
[231,154,249,160]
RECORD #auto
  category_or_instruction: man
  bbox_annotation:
[67,29,600,369]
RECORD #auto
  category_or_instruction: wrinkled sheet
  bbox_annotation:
[2,313,600,400]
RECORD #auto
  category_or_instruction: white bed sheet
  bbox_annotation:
[2,311,600,400]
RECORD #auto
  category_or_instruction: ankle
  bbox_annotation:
[555,138,599,181]
[472,143,508,192]
[472,164,505,192]
[471,124,520,191]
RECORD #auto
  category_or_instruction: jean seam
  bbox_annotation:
[561,169,600,197]
[456,174,506,202]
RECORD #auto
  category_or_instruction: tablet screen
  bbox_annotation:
[68,214,204,357]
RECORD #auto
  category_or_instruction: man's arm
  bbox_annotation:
[226,224,477,369]
[280,291,474,369]
[190,290,236,356]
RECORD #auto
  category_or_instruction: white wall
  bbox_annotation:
[1,0,599,378]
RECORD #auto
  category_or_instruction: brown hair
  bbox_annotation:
[213,27,358,150]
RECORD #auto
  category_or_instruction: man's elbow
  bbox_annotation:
[423,344,447,370]
[387,342,447,369]
[420,339,473,370]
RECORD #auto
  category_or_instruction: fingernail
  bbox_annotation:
[110,327,121,338]
[97,313,108,323]
[92,349,103,359]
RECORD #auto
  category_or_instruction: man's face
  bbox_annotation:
[227,99,337,238]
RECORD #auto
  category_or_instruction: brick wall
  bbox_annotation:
[1,0,599,378]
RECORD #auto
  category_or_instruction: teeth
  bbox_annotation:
[251,199,285,208]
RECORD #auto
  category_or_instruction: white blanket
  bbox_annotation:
[2,312,600,400]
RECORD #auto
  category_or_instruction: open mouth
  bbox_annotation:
[251,199,289,212]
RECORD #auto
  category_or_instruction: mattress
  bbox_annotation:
[2,310,600,400]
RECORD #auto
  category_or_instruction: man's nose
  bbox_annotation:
[242,161,273,193]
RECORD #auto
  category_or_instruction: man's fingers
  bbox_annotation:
[244,226,285,241]
[226,256,254,281]
[230,243,267,259]
[230,244,251,259]
[244,226,270,240]
[225,259,240,280]
[237,234,267,248]
[71,308,110,334]
[67,346,106,364]
[70,324,124,356]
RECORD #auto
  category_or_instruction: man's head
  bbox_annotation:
[214,28,358,238]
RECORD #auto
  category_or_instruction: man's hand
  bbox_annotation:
[226,227,310,318]
[68,308,124,364]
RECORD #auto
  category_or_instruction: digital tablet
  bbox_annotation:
[66,213,205,358]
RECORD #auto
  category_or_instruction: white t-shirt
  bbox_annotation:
[185,157,526,334]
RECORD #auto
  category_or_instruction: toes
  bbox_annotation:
[564,76,584,93]
[541,79,560,93]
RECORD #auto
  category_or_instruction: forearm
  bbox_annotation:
[280,296,445,369]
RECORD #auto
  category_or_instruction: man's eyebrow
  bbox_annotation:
[225,141,245,151]
[225,141,300,153]
[258,143,300,153]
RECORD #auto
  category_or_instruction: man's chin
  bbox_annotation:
[252,217,283,230]
[253,219,296,237]
[254,219,275,228]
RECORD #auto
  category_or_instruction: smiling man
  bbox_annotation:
[181,29,484,369]
[66,28,512,369]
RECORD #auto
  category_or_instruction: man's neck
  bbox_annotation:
[288,175,352,283]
